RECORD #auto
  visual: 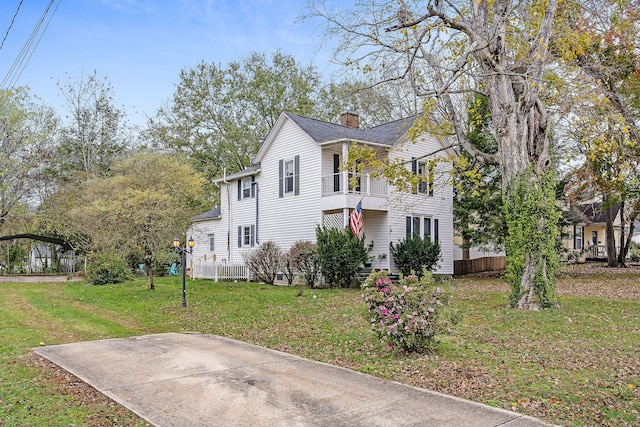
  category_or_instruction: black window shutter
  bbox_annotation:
[237,180,241,201]
[333,154,340,192]
[238,226,242,247]
[279,159,284,198]
[294,155,300,195]
[251,176,255,198]
[250,225,255,247]
[434,219,439,242]
[406,217,411,238]
[411,158,417,194]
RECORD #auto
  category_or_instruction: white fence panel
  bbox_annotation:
[192,260,251,282]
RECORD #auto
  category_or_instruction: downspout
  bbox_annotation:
[253,182,259,244]
[223,168,231,262]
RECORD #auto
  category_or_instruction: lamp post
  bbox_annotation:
[173,236,195,307]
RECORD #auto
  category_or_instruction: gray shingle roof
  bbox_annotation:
[191,207,221,222]
[284,112,418,146]
[572,202,621,224]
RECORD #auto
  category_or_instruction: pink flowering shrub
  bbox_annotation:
[362,269,455,352]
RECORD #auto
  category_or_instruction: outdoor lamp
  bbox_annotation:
[172,236,195,308]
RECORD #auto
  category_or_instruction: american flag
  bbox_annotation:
[350,200,363,237]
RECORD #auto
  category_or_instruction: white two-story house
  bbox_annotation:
[188,111,454,277]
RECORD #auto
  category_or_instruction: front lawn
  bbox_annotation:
[0,268,638,426]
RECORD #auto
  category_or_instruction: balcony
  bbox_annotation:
[321,172,387,197]
[320,172,389,211]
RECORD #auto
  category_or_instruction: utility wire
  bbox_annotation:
[0,0,24,50]
[1,0,61,90]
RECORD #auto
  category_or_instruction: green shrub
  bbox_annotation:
[86,251,131,285]
[316,226,368,288]
[362,269,456,352]
[389,234,441,277]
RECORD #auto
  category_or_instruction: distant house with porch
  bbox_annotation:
[563,202,630,261]
[188,111,454,279]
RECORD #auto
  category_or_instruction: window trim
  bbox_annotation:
[208,234,214,252]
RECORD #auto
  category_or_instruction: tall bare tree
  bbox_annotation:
[0,87,58,233]
[56,70,131,182]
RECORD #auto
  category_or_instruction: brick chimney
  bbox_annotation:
[340,111,360,129]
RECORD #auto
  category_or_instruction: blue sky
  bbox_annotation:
[0,0,335,126]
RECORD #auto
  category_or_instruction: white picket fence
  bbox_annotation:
[192,260,251,282]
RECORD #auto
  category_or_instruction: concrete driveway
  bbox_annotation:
[34,333,556,427]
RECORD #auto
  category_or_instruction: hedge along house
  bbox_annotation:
[188,111,454,279]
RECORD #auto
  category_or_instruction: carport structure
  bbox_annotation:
[0,233,76,274]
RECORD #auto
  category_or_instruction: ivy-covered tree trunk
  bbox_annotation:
[503,171,560,309]
[483,0,559,309]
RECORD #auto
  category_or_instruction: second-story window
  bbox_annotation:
[237,176,255,200]
[242,178,252,198]
[279,155,300,197]
[417,161,434,196]
[284,160,295,193]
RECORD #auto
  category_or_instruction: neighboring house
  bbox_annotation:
[188,111,454,278]
[563,202,625,260]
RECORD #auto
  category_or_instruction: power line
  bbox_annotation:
[0,0,24,50]
[1,0,62,90]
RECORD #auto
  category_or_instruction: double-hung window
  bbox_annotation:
[238,225,255,247]
[574,225,584,250]
[284,160,295,193]
[237,176,255,200]
[279,155,300,197]
[242,178,252,198]
[417,161,434,196]
[208,234,215,252]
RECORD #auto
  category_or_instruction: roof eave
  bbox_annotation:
[212,167,261,184]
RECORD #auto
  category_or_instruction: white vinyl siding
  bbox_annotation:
[262,119,321,249]
[389,133,454,275]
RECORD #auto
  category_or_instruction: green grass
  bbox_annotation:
[0,274,638,426]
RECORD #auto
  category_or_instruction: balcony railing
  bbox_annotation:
[321,172,388,197]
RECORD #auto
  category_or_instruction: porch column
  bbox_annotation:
[342,142,349,195]
[343,208,349,228]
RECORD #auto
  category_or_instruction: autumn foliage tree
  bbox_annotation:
[71,152,207,289]
[557,0,640,266]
